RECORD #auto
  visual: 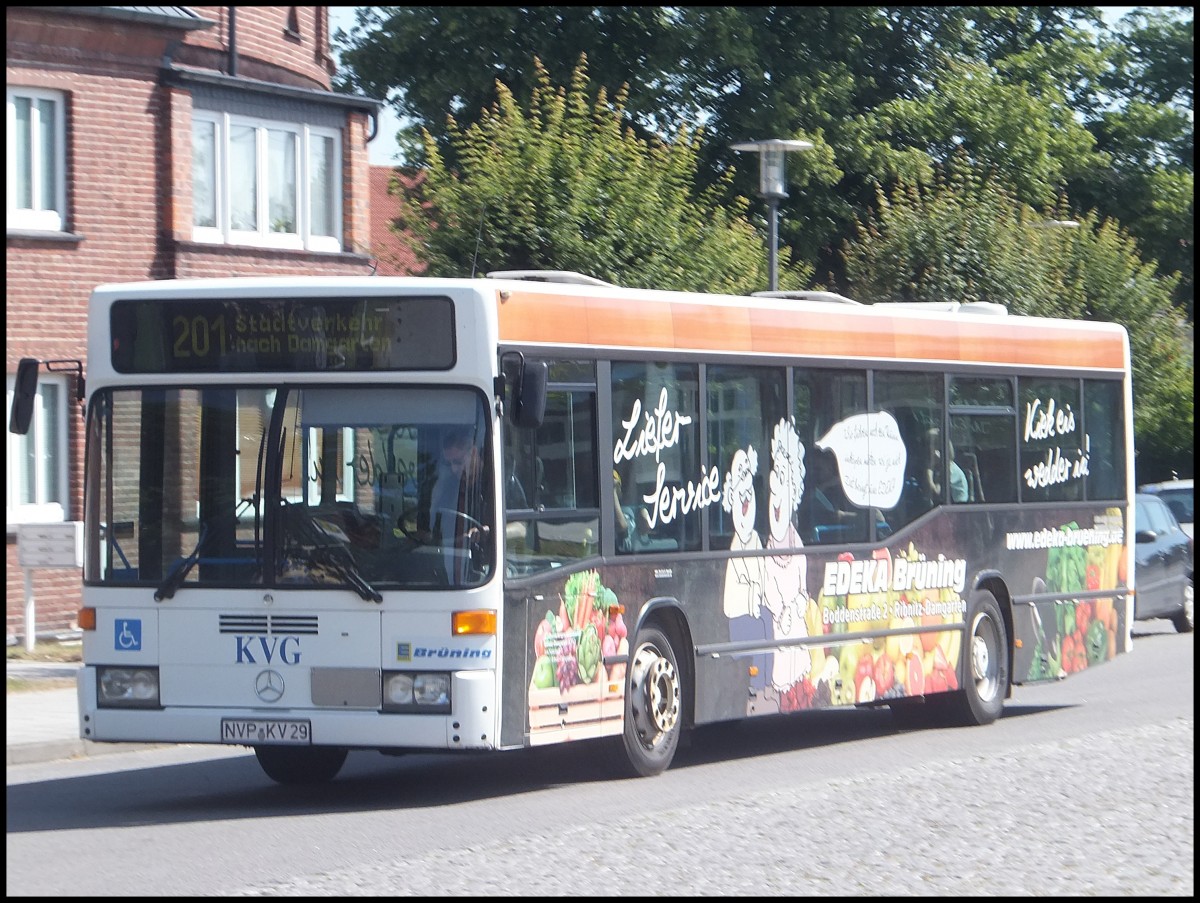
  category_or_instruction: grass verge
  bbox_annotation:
[7,640,83,663]
[7,640,81,693]
[7,675,78,693]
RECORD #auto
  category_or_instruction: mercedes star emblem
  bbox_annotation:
[255,669,285,703]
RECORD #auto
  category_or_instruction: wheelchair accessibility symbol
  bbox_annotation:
[115,619,142,652]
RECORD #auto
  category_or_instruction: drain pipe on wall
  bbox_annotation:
[228,5,238,76]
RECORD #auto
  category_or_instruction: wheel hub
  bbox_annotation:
[970,613,1000,702]
[971,633,990,680]
[630,644,680,747]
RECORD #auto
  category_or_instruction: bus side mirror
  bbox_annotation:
[512,360,547,429]
[9,358,39,435]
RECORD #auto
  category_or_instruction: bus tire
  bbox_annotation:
[254,745,348,784]
[620,625,682,777]
[950,589,1008,726]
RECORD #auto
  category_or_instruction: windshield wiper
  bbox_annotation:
[155,523,211,601]
[284,508,382,603]
[308,544,383,603]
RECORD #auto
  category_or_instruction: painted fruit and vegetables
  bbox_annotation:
[531,569,628,692]
[1025,515,1123,682]
[778,543,965,713]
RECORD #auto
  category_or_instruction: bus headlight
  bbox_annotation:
[382,671,451,713]
[384,672,414,705]
[414,673,451,706]
[97,666,161,708]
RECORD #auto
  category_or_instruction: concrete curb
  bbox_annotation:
[7,665,171,766]
[7,738,169,766]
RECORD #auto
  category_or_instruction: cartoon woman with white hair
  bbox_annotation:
[722,445,770,694]
[763,417,811,693]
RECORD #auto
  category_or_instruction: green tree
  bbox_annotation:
[667,6,1106,264]
[842,157,1193,481]
[336,6,1193,319]
[334,6,686,165]
[389,57,811,294]
[1070,7,1194,318]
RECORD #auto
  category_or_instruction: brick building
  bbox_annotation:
[6,6,387,642]
[368,165,425,277]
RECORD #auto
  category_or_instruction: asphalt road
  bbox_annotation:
[6,620,1193,897]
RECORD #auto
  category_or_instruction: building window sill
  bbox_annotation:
[7,229,84,245]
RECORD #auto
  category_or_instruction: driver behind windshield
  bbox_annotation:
[429,427,489,583]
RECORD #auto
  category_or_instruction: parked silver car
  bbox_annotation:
[1133,492,1193,632]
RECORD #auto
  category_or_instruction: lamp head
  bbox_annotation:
[730,139,814,199]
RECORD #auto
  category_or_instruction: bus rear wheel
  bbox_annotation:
[949,589,1008,726]
[254,745,348,784]
[620,625,682,777]
[890,589,1008,729]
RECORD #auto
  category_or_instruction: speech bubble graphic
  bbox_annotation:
[815,411,907,509]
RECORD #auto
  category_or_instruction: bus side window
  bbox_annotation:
[888,411,938,526]
[502,358,600,575]
[802,447,867,544]
[611,360,701,554]
[1083,378,1126,501]
[794,367,869,544]
[538,397,595,510]
[950,408,1017,504]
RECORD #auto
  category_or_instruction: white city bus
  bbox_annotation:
[10,273,1135,782]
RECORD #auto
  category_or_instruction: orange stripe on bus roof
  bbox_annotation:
[496,289,1126,370]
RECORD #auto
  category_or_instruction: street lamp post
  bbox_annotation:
[731,138,813,291]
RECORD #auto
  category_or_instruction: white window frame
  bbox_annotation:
[6,373,70,530]
[299,427,355,506]
[6,87,67,233]
[192,110,342,253]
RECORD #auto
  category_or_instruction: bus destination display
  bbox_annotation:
[110,296,455,373]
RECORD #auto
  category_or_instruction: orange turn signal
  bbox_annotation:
[452,610,497,635]
[78,607,97,631]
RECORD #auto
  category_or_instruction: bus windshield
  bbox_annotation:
[85,384,493,593]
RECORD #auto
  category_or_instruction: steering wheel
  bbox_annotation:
[394,505,432,544]
[395,508,488,545]
[456,512,487,535]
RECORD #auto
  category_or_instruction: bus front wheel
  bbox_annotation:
[620,625,682,777]
[254,745,348,784]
